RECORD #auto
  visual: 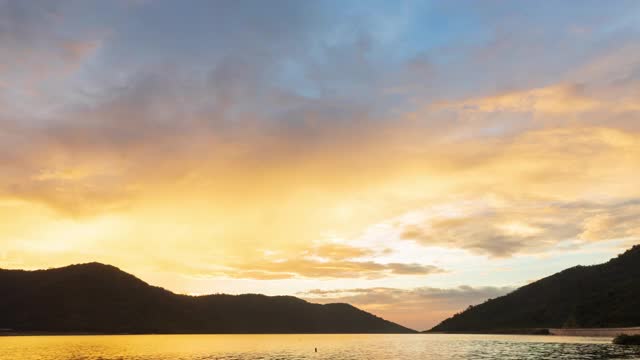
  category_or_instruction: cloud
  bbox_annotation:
[2,0,639,218]
[305,243,379,261]
[226,259,444,280]
[400,199,640,257]
[152,243,444,280]
[0,0,104,120]
[445,84,601,114]
[300,285,515,330]
[0,0,639,310]
[61,40,101,63]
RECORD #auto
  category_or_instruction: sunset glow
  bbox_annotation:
[1,0,640,330]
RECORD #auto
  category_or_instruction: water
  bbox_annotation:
[1,334,639,360]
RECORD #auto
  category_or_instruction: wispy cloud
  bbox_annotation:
[400,199,640,257]
[151,243,444,280]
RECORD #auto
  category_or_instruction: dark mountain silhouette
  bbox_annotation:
[430,245,640,333]
[0,263,415,334]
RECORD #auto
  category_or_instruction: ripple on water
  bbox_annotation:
[1,334,639,360]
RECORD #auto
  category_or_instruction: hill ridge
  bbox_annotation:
[430,245,640,332]
[0,262,415,334]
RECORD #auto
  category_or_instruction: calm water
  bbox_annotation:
[1,334,640,360]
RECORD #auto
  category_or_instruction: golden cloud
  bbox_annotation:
[400,199,640,257]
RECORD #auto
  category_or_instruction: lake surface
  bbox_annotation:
[1,334,640,360]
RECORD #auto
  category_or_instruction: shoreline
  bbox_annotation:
[427,327,640,337]
[3,327,640,337]
[549,327,640,337]
[0,332,419,337]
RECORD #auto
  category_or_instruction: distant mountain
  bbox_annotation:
[431,245,640,333]
[0,263,415,334]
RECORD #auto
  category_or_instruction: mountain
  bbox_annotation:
[0,262,415,334]
[431,245,640,333]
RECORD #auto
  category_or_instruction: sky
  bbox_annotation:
[1,0,640,331]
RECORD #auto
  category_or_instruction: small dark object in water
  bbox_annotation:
[613,334,640,345]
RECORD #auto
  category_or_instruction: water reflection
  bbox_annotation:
[1,334,639,360]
